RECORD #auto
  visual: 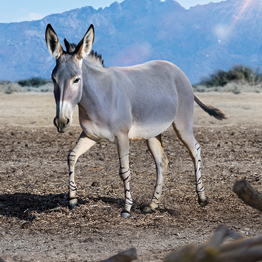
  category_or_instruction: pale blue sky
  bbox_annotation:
[0,0,224,23]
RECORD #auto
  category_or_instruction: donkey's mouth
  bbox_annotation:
[53,117,70,133]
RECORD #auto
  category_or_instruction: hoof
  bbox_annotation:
[142,206,153,213]
[198,197,209,207]
[68,198,78,210]
[121,210,131,218]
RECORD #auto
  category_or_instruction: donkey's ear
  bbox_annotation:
[74,24,94,59]
[45,24,64,59]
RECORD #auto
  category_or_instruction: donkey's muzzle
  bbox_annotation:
[53,116,70,133]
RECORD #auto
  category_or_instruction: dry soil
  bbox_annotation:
[0,92,262,261]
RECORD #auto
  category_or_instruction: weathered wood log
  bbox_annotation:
[164,225,262,262]
[100,247,137,262]
[233,179,262,212]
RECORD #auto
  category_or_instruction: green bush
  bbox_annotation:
[198,65,262,87]
[17,77,50,87]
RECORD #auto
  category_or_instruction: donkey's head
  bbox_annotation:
[45,24,94,133]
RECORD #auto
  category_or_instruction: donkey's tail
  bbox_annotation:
[194,95,226,120]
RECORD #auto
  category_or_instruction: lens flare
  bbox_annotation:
[215,0,256,42]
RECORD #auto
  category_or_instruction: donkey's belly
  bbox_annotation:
[128,121,172,141]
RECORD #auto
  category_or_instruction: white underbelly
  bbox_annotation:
[128,122,172,141]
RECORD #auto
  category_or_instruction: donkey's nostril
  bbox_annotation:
[53,117,59,128]
[54,116,70,133]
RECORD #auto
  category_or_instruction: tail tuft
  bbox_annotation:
[194,95,227,120]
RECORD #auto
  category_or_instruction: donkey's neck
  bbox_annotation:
[78,62,110,120]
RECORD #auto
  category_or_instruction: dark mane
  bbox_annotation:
[89,50,105,68]
[64,38,104,68]
[64,38,77,54]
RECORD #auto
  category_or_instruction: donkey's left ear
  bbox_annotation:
[74,24,94,59]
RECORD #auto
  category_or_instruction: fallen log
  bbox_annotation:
[100,226,262,262]
[164,225,262,262]
[100,247,137,262]
[233,179,262,212]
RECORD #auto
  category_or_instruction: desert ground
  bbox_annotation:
[0,92,262,261]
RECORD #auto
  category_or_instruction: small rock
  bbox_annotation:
[83,237,94,243]
[21,222,31,229]
[91,181,100,187]
[168,209,180,216]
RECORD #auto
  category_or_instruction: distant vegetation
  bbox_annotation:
[17,77,51,87]
[198,65,262,87]
[0,77,52,94]
[193,65,262,94]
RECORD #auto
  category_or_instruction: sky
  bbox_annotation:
[0,0,224,23]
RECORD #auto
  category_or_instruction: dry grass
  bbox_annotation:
[193,81,262,94]
[0,81,53,94]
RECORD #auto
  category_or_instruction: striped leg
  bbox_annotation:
[143,135,168,213]
[116,134,133,218]
[194,141,208,205]
[68,131,96,209]
[173,123,209,206]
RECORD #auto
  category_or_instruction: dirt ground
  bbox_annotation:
[0,92,262,262]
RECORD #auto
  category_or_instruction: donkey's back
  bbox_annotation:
[103,60,194,141]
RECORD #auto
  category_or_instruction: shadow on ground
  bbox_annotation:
[0,193,181,220]
[0,193,79,219]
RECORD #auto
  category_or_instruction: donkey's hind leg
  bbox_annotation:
[172,123,209,206]
[68,131,96,209]
[142,134,169,213]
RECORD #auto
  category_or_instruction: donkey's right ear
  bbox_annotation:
[45,24,64,59]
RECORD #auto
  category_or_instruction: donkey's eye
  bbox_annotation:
[74,78,81,84]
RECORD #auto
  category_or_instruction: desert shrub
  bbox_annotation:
[232,86,241,94]
[17,77,50,87]
[0,80,53,93]
[198,65,262,87]
[0,82,22,94]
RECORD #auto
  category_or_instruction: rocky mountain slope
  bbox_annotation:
[0,0,261,83]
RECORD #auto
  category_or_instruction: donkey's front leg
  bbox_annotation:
[116,134,133,218]
[68,131,96,209]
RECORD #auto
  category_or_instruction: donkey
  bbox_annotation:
[45,24,226,218]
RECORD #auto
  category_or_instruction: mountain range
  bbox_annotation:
[0,0,261,84]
